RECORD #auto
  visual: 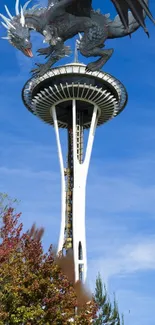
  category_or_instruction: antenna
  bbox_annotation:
[74,38,79,63]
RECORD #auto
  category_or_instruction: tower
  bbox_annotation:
[22,62,127,283]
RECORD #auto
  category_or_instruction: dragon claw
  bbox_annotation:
[86,49,114,72]
[37,47,53,57]
[85,67,91,73]
[35,63,42,67]
[31,45,72,77]
[31,63,49,77]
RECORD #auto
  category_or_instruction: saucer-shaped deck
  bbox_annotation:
[22,63,127,129]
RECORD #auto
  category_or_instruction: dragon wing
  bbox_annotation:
[65,0,154,31]
[46,0,92,19]
[65,0,92,16]
[110,0,154,32]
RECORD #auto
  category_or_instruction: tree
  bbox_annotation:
[0,197,96,324]
[0,194,124,324]
[93,273,124,325]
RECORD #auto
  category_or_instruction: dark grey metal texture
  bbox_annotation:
[0,0,154,75]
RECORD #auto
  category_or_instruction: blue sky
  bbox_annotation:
[0,0,155,324]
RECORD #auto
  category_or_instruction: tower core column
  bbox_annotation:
[51,100,98,282]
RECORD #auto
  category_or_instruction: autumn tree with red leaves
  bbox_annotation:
[0,194,97,324]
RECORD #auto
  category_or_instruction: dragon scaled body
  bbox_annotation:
[0,0,154,76]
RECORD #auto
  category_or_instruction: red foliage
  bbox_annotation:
[0,206,97,324]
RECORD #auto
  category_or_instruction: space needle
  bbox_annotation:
[22,57,127,283]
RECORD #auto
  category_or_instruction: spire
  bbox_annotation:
[74,38,79,63]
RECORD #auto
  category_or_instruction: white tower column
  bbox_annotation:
[51,105,66,254]
[51,101,98,283]
[72,100,98,282]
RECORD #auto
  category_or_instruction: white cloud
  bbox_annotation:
[127,242,155,266]
[87,154,155,214]
[88,238,155,289]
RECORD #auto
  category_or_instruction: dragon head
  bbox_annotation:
[8,25,32,58]
[0,0,33,58]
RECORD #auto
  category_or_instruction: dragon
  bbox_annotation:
[0,0,154,76]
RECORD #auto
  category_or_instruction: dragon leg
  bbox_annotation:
[31,44,71,77]
[37,46,54,59]
[83,47,114,72]
[79,26,113,71]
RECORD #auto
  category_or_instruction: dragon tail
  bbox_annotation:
[107,0,155,39]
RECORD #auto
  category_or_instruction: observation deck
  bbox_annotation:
[22,62,127,128]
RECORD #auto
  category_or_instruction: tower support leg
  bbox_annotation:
[72,100,98,282]
[51,101,98,283]
[51,105,66,255]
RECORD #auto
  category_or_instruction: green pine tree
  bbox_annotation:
[93,273,124,325]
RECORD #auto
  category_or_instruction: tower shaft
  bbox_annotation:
[65,110,84,280]
[65,126,73,251]
[52,100,98,282]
